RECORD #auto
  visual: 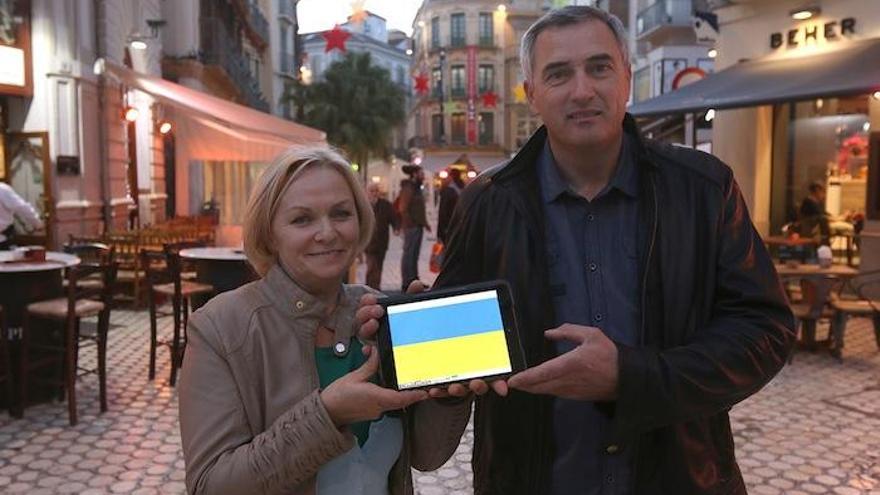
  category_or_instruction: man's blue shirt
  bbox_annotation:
[537,136,640,495]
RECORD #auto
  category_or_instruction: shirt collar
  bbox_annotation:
[537,134,638,203]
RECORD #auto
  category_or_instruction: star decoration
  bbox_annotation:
[512,83,527,103]
[414,74,429,95]
[323,25,351,53]
[349,0,368,26]
[481,91,498,108]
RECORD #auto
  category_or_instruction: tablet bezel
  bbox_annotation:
[375,280,526,391]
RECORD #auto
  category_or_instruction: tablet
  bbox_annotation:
[376,281,526,391]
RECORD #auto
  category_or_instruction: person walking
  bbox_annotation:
[364,183,398,290]
[358,6,794,494]
[0,182,43,250]
[395,164,429,291]
[436,168,464,245]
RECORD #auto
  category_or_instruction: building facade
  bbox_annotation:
[0,0,321,249]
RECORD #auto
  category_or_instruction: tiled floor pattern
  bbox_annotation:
[0,227,878,494]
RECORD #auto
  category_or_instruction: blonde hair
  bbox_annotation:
[243,146,375,277]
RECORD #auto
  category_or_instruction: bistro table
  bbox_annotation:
[0,251,81,327]
[0,251,80,414]
[179,247,258,308]
[774,262,859,351]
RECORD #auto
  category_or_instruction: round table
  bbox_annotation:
[0,251,80,327]
[179,247,257,296]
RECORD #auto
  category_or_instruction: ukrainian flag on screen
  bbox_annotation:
[388,290,512,389]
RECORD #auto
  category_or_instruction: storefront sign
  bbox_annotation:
[770,17,856,49]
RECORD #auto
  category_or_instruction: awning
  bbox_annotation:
[102,60,325,161]
[419,151,508,174]
[628,38,880,117]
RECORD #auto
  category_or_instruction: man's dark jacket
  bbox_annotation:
[366,197,397,255]
[432,115,795,494]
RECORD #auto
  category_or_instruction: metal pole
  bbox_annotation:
[439,48,446,145]
[94,0,111,231]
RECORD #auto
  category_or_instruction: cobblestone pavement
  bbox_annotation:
[1,228,878,493]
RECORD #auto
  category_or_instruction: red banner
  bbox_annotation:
[466,46,477,145]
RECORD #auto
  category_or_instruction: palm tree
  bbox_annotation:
[288,52,406,182]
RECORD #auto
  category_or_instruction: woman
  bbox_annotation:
[179,147,430,495]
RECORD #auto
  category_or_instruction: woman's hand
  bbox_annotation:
[320,345,428,426]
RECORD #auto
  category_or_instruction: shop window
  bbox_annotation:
[451,113,466,145]
[199,161,270,225]
[478,65,494,93]
[769,96,870,237]
[450,13,466,47]
[450,65,465,97]
[431,17,440,48]
[479,112,494,145]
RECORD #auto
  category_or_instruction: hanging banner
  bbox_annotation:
[466,46,477,145]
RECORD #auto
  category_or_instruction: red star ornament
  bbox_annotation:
[481,91,498,108]
[324,25,351,53]
[414,74,429,95]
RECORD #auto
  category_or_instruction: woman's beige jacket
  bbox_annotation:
[178,264,469,495]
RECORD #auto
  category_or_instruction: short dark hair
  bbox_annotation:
[520,6,630,82]
[808,181,826,194]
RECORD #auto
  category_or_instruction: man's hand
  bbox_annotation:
[356,281,508,398]
[507,324,618,401]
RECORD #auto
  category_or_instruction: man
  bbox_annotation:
[798,181,853,244]
[364,183,398,290]
[395,164,430,291]
[0,182,43,250]
[359,6,794,494]
[437,168,465,245]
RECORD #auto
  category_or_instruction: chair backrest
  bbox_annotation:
[852,269,880,309]
[163,241,204,278]
[63,242,115,265]
[64,261,119,314]
[140,249,171,288]
[800,275,839,319]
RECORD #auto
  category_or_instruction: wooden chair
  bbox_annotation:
[63,242,115,291]
[789,275,838,363]
[109,233,145,306]
[18,261,118,425]
[829,269,880,361]
[141,242,213,386]
[0,306,13,414]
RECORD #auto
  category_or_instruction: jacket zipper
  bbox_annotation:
[632,173,658,489]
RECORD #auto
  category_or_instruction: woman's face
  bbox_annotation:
[271,166,360,294]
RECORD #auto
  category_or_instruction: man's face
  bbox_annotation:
[525,20,631,150]
[367,184,380,202]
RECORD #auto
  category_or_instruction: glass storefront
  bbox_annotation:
[770,95,870,236]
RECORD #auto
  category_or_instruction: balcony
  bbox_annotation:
[450,36,466,48]
[450,87,465,98]
[199,17,270,112]
[278,0,296,20]
[478,36,494,48]
[636,0,693,41]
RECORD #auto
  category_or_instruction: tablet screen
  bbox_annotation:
[387,289,513,390]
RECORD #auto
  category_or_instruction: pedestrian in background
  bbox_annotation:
[0,182,43,250]
[436,168,464,245]
[395,164,430,291]
[364,182,398,290]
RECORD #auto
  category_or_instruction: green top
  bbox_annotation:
[315,338,371,447]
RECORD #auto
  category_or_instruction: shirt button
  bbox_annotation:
[594,313,603,322]
[588,262,598,272]
[606,444,619,454]
[587,214,595,222]
[295,301,305,310]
